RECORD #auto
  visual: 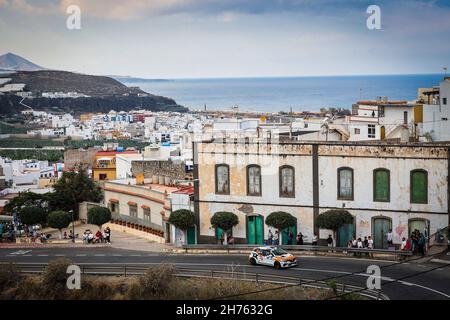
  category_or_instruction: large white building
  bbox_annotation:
[419,78,450,142]
[193,139,449,248]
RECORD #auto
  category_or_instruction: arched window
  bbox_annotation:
[337,167,354,200]
[215,164,230,195]
[247,165,261,196]
[411,169,428,204]
[373,168,390,202]
[279,166,295,198]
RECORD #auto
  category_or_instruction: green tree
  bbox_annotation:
[17,206,47,227]
[265,211,297,239]
[87,207,112,230]
[47,211,72,239]
[315,209,354,245]
[210,212,239,240]
[4,192,51,217]
[169,209,195,231]
[50,165,103,219]
[168,209,195,245]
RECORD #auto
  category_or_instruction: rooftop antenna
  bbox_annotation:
[444,67,448,78]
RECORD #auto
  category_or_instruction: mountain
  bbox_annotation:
[0,54,187,114]
[8,70,146,96]
[0,52,44,71]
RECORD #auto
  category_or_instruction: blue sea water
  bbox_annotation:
[127,74,445,112]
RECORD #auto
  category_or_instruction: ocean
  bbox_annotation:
[125,74,445,113]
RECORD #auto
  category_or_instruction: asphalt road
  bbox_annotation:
[1,247,449,300]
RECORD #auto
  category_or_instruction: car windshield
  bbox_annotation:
[272,248,288,255]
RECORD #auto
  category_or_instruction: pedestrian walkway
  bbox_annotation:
[108,229,169,252]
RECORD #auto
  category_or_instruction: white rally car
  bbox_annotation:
[249,246,297,269]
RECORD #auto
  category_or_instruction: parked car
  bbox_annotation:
[249,246,297,269]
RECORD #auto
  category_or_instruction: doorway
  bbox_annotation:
[187,225,196,245]
[247,215,264,244]
[373,217,392,249]
[281,222,297,245]
[408,219,429,238]
[337,223,355,247]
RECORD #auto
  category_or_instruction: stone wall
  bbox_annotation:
[131,160,192,181]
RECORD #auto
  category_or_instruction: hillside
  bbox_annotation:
[8,70,146,96]
[0,53,44,71]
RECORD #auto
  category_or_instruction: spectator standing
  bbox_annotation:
[312,233,318,246]
[287,230,293,245]
[296,232,304,245]
[327,235,333,246]
[267,229,273,245]
[386,229,394,247]
[273,231,279,245]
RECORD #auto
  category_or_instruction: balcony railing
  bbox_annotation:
[111,213,164,232]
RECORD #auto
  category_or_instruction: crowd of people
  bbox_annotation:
[400,229,427,256]
[82,227,111,244]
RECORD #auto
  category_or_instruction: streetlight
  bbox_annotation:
[69,210,75,243]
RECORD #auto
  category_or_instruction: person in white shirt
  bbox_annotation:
[368,236,374,249]
[400,237,407,250]
[386,230,393,246]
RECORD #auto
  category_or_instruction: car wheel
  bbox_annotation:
[274,262,281,269]
[249,258,256,265]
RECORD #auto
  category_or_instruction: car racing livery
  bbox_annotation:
[249,246,297,269]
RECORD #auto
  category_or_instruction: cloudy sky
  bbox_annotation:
[0,0,449,78]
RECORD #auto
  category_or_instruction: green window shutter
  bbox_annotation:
[374,170,389,201]
[411,171,427,203]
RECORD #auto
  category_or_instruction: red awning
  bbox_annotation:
[109,199,119,204]
[128,201,137,206]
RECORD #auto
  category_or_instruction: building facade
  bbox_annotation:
[193,140,450,248]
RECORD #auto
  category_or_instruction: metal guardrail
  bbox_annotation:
[10,263,388,300]
[179,244,413,257]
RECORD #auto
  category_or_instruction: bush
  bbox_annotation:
[18,206,47,226]
[42,258,72,298]
[210,212,239,232]
[168,209,195,231]
[265,211,297,231]
[0,263,21,291]
[88,206,112,229]
[129,264,175,299]
[315,210,354,232]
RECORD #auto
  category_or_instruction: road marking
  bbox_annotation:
[430,259,450,265]
[94,254,105,257]
[54,254,65,257]
[76,254,87,257]
[37,254,48,257]
[130,254,141,257]
[9,250,32,255]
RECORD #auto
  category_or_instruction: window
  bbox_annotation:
[443,97,447,105]
[129,204,138,218]
[143,208,151,223]
[215,164,230,194]
[411,170,428,204]
[109,202,119,215]
[279,166,295,198]
[247,165,261,196]
[373,169,390,202]
[99,173,107,180]
[354,128,360,135]
[368,125,376,138]
[338,167,353,200]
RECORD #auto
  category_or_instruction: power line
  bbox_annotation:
[210,249,449,300]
